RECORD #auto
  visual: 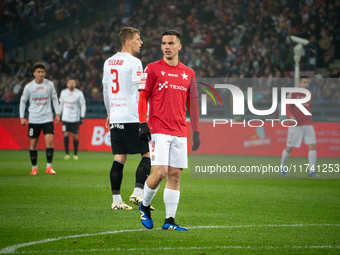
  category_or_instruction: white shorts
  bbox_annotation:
[286,125,316,148]
[149,133,188,169]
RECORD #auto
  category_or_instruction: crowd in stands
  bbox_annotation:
[0,0,340,106]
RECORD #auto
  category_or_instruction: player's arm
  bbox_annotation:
[79,93,86,124]
[187,72,200,151]
[51,88,60,125]
[19,86,28,126]
[137,65,153,141]
[138,91,151,141]
[102,82,111,129]
[187,97,200,151]
[58,91,64,118]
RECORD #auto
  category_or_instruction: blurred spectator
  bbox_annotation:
[12,77,23,97]
[318,28,333,67]
[24,60,33,78]
[2,86,13,103]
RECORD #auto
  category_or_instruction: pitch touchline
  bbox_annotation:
[0,224,339,254]
[14,245,340,253]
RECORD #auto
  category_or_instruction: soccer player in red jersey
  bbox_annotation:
[280,76,319,177]
[138,30,200,230]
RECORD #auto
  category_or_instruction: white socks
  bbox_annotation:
[133,187,143,197]
[113,188,143,204]
[308,150,317,173]
[164,188,180,219]
[112,194,122,204]
[281,149,290,168]
[143,184,180,219]
[281,149,317,173]
[142,182,159,207]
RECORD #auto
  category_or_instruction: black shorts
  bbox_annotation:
[28,122,54,138]
[62,121,79,134]
[110,123,149,155]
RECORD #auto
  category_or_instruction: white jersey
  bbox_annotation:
[102,52,143,123]
[19,79,60,124]
[59,88,86,123]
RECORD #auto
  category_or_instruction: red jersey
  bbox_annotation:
[286,92,313,126]
[139,59,198,137]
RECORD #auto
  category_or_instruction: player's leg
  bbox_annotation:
[142,134,169,205]
[143,165,166,202]
[140,164,166,229]
[162,135,188,231]
[130,151,151,205]
[139,134,170,229]
[70,122,80,159]
[71,133,79,159]
[304,126,319,177]
[28,124,40,175]
[111,154,132,209]
[117,123,152,205]
[109,126,131,210]
[162,167,187,230]
[63,124,70,159]
[307,143,317,174]
[281,146,293,176]
[29,138,39,175]
[280,126,302,176]
[43,122,55,174]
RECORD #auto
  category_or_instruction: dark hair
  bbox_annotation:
[119,27,140,46]
[299,75,309,80]
[33,62,46,72]
[162,29,181,41]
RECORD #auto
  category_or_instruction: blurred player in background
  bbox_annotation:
[102,27,151,210]
[59,78,86,160]
[280,76,319,177]
[138,30,200,231]
[19,62,60,175]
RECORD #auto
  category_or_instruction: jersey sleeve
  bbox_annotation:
[102,60,109,85]
[188,69,198,98]
[51,82,60,115]
[132,59,143,85]
[80,91,86,118]
[19,84,29,118]
[138,65,154,93]
[59,90,64,115]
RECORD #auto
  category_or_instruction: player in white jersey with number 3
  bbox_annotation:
[59,78,86,160]
[20,62,60,175]
[102,27,151,210]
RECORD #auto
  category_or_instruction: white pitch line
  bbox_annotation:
[1,223,339,254]
[15,245,340,254]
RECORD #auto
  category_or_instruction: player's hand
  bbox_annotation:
[79,117,84,125]
[55,114,60,125]
[139,122,151,141]
[192,131,200,151]
[20,118,27,126]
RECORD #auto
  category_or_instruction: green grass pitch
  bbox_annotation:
[0,150,339,254]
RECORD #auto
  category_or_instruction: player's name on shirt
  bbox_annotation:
[108,59,124,65]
